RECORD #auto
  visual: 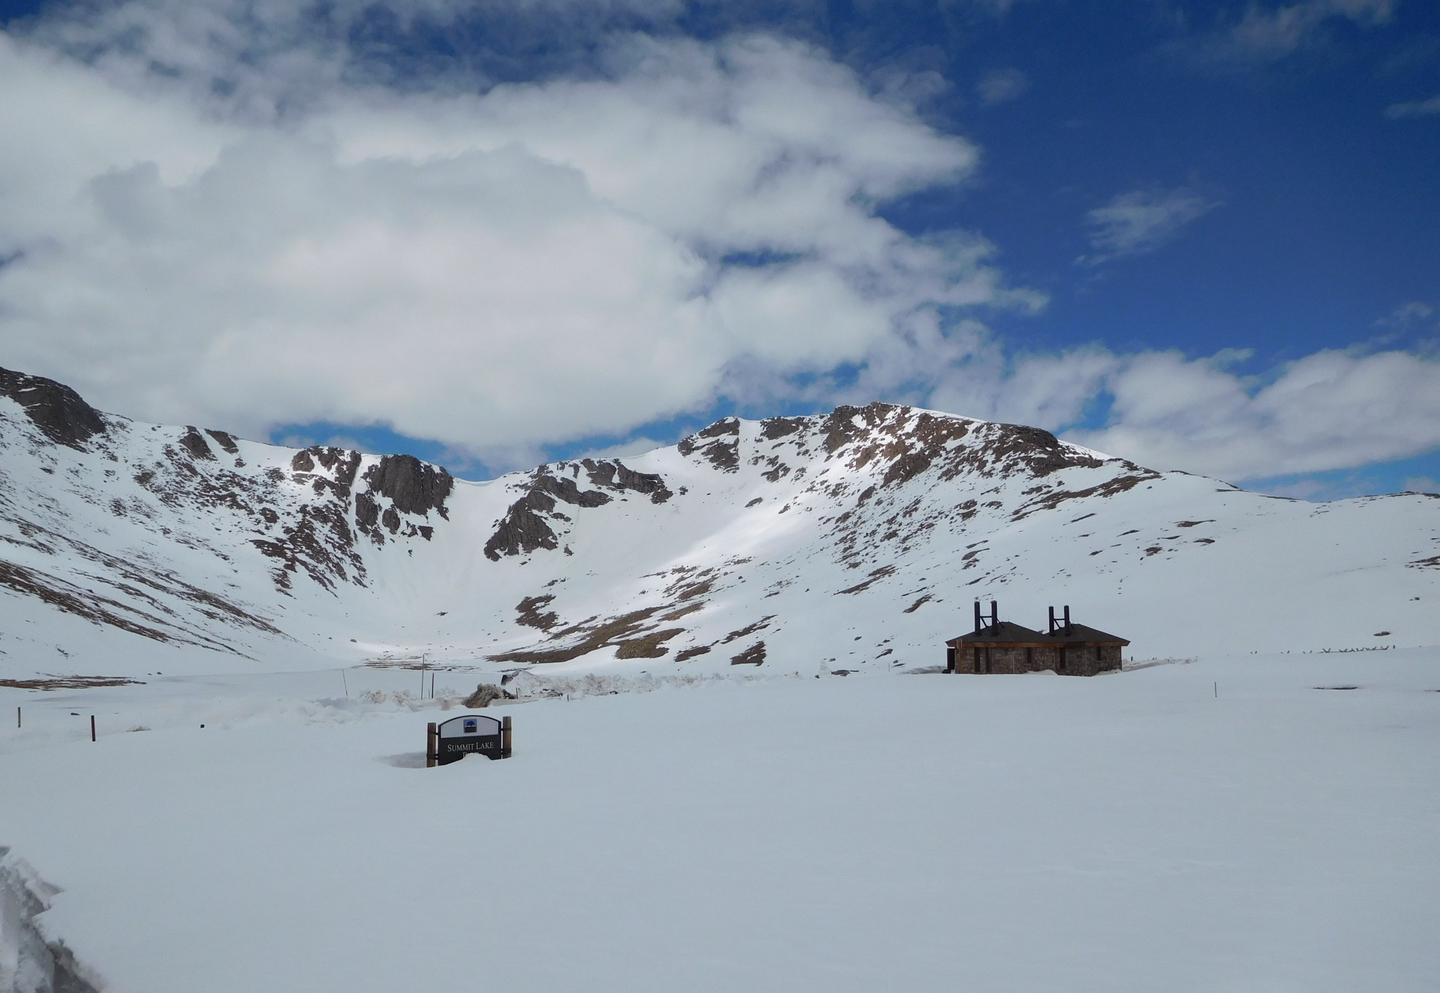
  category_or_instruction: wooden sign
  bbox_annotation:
[428,714,512,766]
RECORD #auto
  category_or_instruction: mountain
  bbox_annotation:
[1,366,1436,679]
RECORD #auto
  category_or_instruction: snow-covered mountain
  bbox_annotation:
[2,365,1436,678]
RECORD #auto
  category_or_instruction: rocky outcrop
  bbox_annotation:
[485,461,672,561]
[0,367,106,450]
[678,417,740,472]
[206,429,240,455]
[363,455,453,517]
[581,458,673,504]
[484,487,564,560]
[180,426,215,461]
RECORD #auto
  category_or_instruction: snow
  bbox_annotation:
[3,650,1439,992]
[3,393,1438,684]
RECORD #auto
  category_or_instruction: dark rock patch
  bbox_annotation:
[614,628,684,659]
[721,615,775,644]
[678,418,740,472]
[179,427,215,461]
[760,416,806,441]
[730,641,766,666]
[488,606,668,664]
[0,367,107,449]
[516,595,559,630]
[581,458,673,504]
[206,429,240,454]
[485,490,561,561]
[364,455,453,517]
[354,492,379,529]
[836,565,896,595]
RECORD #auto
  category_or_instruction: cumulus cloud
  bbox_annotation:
[1080,186,1221,265]
[976,67,1028,105]
[1069,348,1440,481]
[0,6,1033,456]
[1385,94,1440,119]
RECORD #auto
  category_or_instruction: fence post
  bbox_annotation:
[90,715,96,742]
[426,721,437,768]
[15,706,19,729]
[501,715,512,759]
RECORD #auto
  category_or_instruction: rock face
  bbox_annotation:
[0,367,107,449]
[363,455,453,517]
[678,417,739,472]
[484,459,673,560]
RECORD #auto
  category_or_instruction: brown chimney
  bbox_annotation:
[990,601,998,629]
[1048,606,1056,633]
[973,600,982,634]
[1063,605,1072,636]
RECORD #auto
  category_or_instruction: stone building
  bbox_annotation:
[945,602,1128,676]
[1044,605,1128,676]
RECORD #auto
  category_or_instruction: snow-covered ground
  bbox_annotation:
[4,650,1438,992]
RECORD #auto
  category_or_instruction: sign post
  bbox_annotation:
[431,713,511,765]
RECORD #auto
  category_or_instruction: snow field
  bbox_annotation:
[3,650,1438,992]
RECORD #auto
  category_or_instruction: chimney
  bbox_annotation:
[1063,604,1072,636]
[1048,606,1056,633]
[990,600,999,630]
[973,600,982,635]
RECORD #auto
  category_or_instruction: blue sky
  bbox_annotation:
[1,0,1438,497]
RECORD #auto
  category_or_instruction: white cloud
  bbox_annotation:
[1069,348,1440,481]
[1198,0,1394,65]
[575,436,675,462]
[976,67,1028,106]
[0,8,1038,456]
[1385,95,1440,119]
[1080,186,1221,265]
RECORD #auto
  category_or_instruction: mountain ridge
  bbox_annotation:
[2,366,1436,678]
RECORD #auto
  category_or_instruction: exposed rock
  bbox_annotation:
[483,468,621,561]
[363,455,453,517]
[485,489,561,561]
[614,628,683,658]
[0,367,107,449]
[720,615,774,643]
[516,595,559,630]
[179,427,215,461]
[678,418,740,472]
[206,429,240,455]
[730,641,766,666]
[580,459,673,504]
[382,507,401,534]
[488,606,670,664]
[533,472,610,508]
[760,416,806,441]
[354,492,379,529]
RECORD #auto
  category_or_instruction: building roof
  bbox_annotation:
[1047,623,1130,645]
[950,621,1052,646]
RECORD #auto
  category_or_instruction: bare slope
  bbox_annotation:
[2,367,1436,677]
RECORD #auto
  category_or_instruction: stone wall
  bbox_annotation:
[953,644,1061,674]
[951,642,1121,676]
[1060,644,1123,676]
